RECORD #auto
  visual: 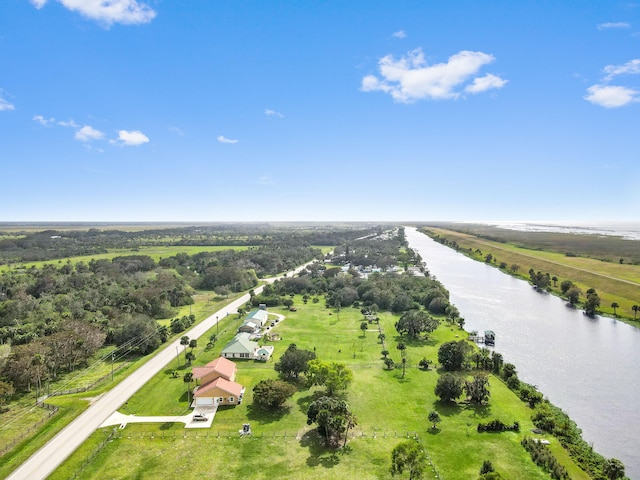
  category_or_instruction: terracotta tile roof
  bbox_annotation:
[194,377,243,398]
[192,356,237,380]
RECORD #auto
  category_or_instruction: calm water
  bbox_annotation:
[405,227,640,479]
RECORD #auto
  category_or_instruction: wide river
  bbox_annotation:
[405,227,640,479]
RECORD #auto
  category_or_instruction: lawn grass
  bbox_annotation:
[51,297,590,480]
[427,227,640,323]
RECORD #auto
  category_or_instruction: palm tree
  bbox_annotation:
[189,339,197,351]
[183,372,194,403]
[551,276,558,287]
[378,333,386,344]
[360,322,368,336]
[611,302,619,316]
[180,335,190,363]
[401,357,407,378]
[632,305,639,320]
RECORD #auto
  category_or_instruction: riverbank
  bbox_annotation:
[406,227,639,478]
[419,226,640,326]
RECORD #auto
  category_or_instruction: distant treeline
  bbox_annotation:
[0,224,389,264]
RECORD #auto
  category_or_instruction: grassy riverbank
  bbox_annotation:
[51,298,591,480]
[420,226,640,324]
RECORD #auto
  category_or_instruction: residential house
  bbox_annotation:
[192,356,245,407]
[221,332,274,361]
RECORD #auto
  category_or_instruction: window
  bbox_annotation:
[219,397,224,402]
[228,397,235,402]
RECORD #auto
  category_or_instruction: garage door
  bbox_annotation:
[195,397,214,406]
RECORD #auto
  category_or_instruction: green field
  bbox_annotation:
[426,227,640,323]
[51,298,589,480]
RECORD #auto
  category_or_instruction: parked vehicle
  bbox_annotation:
[193,413,208,421]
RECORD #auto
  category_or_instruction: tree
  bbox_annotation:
[381,349,390,358]
[395,311,439,340]
[560,280,574,294]
[274,344,316,380]
[603,458,625,480]
[180,335,190,363]
[378,333,386,344]
[611,302,619,316]
[185,351,196,365]
[360,321,368,336]
[435,372,463,402]
[397,342,407,357]
[0,380,14,406]
[584,289,600,316]
[183,372,193,403]
[252,379,296,410]
[384,358,396,370]
[632,305,639,320]
[283,298,294,309]
[480,460,495,475]
[428,411,441,430]
[465,374,490,404]
[438,340,470,371]
[306,360,353,396]
[307,396,356,447]
[510,264,520,273]
[189,339,197,351]
[401,357,407,378]
[566,286,582,306]
[418,357,431,370]
[390,440,427,479]
[551,276,558,287]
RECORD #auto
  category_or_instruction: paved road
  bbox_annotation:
[7,263,311,480]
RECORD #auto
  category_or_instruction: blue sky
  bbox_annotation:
[0,0,638,222]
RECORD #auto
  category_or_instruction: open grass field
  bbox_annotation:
[426,227,640,323]
[50,298,590,480]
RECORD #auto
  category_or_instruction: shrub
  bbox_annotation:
[477,419,520,433]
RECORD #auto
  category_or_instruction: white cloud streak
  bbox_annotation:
[392,30,406,39]
[265,109,284,118]
[0,90,15,111]
[31,0,156,26]
[597,22,631,30]
[603,59,640,81]
[75,125,105,141]
[33,115,56,126]
[361,48,506,103]
[465,73,508,93]
[117,129,149,146]
[217,135,239,144]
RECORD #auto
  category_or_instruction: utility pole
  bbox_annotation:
[216,316,219,336]
[111,352,115,381]
[176,345,180,368]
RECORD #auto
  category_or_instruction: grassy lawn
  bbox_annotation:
[427,227,640,323]
[51,297,590,480]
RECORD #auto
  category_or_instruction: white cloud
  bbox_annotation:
[31,0,156,26]
[33,115,56,126]
[597,22,631,30]
[58,119,79,128]
[603,59,640,81]
[117,129,149,146]
[392,30,407,39]
[217,135,238,144]
[75,125,105,141]
[586,58,640,107]
[265,109,283,118]
[361,48,506,102]
[465,73,508,93]
[0,90,15,111]
[170,126,184,136]
[584,85,639,108]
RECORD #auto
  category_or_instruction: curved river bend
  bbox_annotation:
[405,227,640,479]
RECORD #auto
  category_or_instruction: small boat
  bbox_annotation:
[484,330,495,345]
